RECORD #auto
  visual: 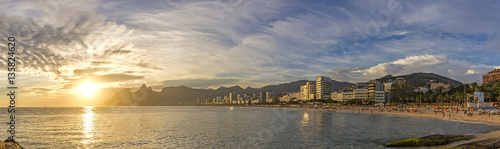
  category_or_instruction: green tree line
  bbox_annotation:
[390,80,500,104]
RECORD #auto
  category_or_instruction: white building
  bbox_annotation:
[265,91,275,103]
[279,92,300,102]
[375,91,385,104]
[316,76,331,100]
[384,80,394,92]
[216,96,222,104]
[300,82,315,101]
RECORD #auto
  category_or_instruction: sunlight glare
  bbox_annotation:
[78,82,99,97]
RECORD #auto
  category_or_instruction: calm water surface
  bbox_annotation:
[0,106,499,148]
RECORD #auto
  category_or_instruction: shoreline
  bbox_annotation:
[232,105,500,148]
[242,105,500,125]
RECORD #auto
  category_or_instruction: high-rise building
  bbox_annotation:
[266,91,274,103]
[384,80,394,92]
[367,80,383,100]
[375,91,385,104]
[300,82,315,101]
[316,76,331,100]
[216,96,222,104]
[354,89,368,100]
[483,69,500,84]
[229,93,233,104]
[259,91,266,103]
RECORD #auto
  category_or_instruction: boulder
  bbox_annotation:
[449,138,500,149]
[385,134,475,147]
[0,139,24,149]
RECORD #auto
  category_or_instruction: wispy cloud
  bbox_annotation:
[2,0,499,106]
[0,0,158,100]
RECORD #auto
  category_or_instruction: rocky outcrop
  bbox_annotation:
[449,138,500,149]
[385,134,475,147]
[0,139,23,149]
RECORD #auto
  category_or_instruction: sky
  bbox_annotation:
[0,0,499,106]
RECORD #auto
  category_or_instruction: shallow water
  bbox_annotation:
[0,106,498,148]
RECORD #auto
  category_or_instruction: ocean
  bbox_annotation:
[1,106,499,148]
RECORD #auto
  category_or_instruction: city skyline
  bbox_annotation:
[1,0,499,106]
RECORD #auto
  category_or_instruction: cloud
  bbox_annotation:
[0,0,160,96]
[162,78,241,88]
[59,73,143,93]
[3,0,500,106]
[326,66,366,83]
[92,74,144,83]
[90,0,500,88]
[73,68,104,77]
[0,1,155,73]
[327,55,498,83]
[466,69,478,75]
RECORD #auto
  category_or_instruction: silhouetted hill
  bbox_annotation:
[376,72,462,87]
[102,80,354,106]
[102,84,163,106]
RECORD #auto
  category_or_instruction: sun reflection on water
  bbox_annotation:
[81,106,95,145]
[301,112,309,126]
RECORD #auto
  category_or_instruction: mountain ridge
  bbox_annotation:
[102,73,462,106]
[376,72,462,87]
[102,79,354,106]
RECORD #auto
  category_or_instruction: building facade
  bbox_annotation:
[266,91,275,103]
[279,92,300,102]
[367,80,383,100]
[375,91,385,104]
[300,82,315,101]
[259,91,266,103]
[332,89,372,102]
[483,69,500,84]
[316,76,332,100]
[354,89,368,100]
[384,80,394,92]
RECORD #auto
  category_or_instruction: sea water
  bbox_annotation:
[1,106,498,148]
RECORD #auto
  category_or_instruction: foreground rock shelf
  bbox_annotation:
[446,138,500,149]
[385,134,475,147]
[0,139,23,149]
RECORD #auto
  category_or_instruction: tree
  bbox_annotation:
[390,83,415,103]
[481,80,500,102]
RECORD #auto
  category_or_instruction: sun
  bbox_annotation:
[77,82,99,97]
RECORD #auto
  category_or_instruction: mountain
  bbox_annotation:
[102,80,354,106]
[376,72,462,87]
[102,84,163,106]
[331,80,356,91]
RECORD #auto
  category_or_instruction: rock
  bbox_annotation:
[449,138,500,149]
[0,139,24,149]
[385,134,475,147]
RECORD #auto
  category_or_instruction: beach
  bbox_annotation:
[253,105,500,125]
